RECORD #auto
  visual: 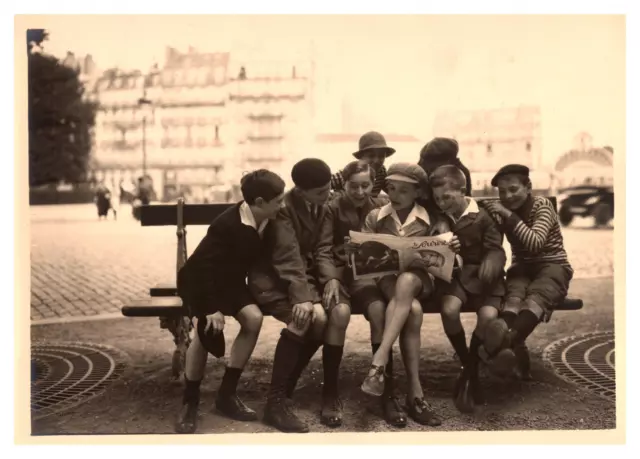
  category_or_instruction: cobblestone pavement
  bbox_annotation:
[29,203,615,322]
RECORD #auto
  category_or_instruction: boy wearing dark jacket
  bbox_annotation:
[429,165,507,414]
[249,158,351,433]
[175,170,286,434]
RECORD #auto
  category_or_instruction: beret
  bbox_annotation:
[386,162,429,187]
[491,164,530,186]
[291,158,332,190]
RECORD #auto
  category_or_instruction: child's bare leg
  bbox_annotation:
[216,305,264,421]
[400,299,442,427]
[372,272,422,368]
[400,299,424,400]
[441,295,467,364]
[367,300,386,345]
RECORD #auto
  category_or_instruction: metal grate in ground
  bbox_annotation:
[31,342,128,420]
[543,331,616,401]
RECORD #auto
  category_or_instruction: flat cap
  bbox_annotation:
[491,164,530,187]
[386,162,429,187]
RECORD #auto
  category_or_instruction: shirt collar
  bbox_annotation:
[377,202,431,228]
[239,201,268,235]
[448,197,479,222]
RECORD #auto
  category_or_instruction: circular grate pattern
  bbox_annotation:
[31,342,128,420]
[543,331,616,401]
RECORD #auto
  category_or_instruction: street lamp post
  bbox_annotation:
[137,96,153,177]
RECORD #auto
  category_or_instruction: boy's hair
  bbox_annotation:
[240,169,285,205]
[429,165,467,191]
[342,160,375,182]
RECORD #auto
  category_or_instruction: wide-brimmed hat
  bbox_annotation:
[353,131,396,159]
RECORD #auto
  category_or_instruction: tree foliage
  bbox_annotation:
[28,29,98,186]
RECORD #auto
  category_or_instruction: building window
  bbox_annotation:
[487,143,493,154]
[215,125,220,141]
[526,141,532,152]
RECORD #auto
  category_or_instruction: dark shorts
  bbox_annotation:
[347,269,434,320]
[185,284,256,318]
[505,262,573,311]
[441,277,502,311]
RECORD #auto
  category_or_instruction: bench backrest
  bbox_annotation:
[141,196,558,227]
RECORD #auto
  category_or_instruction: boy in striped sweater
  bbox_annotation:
[482,164,573,378]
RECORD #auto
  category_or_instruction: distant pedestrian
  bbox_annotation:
[94,182,113,220]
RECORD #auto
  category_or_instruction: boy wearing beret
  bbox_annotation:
[330,131,395,197]
[175,170,286,434]
[357,162,455,427]
[249,158,352,432]
[483,164,573,379]
[429,165,507,414]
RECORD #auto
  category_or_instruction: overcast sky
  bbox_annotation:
[35,15,625,166]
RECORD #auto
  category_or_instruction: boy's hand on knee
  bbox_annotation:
[292,301,314,329]
[205,311,225,335]
[479,257,502,284]
[323,279,341,310]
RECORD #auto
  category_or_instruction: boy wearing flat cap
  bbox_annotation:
[331,131,395,197]
[482,164,573,379]
[249,158,351,433]
[175,169,286,434]
[356,162,456,427]
[429,165,507,414]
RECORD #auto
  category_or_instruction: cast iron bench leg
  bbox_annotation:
[160,316,192,379]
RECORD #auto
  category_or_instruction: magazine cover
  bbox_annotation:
[348,231,457,282]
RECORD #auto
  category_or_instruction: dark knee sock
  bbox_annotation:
[322,344,344,397]
[446,330,469,365]
[286,339,322,397]
[183,378,202,406]
[500,310,518,329]
[512,309,540,345]
[268,329,305,402]
[218,366,243,398]
[468,333,482,375]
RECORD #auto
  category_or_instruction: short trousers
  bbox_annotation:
[347,268,434,319]
[505,262,573,311]
[441,277,502,311]
[184,284,257,319]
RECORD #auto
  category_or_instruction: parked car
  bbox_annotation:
[557,185,614,227]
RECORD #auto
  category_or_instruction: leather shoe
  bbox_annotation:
[175,403,198,434]
[215,394,257,421]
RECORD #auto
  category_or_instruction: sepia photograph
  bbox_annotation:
[14,11,626,445]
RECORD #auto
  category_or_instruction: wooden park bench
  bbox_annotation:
[122,197,584,378]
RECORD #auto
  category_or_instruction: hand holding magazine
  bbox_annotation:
[347,231,457,283]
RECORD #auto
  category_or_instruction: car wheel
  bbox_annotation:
[593,203,613,227]
[558,205,574,227]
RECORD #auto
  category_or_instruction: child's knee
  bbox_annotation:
[312,303,328,329]
[395,272,422,299]
[523,297,545,319]
[503,297,523,315]
[238,305,264,334]
[441,297,462,321]
[329,303,351,329]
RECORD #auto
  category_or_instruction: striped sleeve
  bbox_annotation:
[331,170,345,192]
[504,199,556,254]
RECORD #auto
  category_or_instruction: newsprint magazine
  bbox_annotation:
[348,231,456,282]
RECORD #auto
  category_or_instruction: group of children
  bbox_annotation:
[175,132,573,434]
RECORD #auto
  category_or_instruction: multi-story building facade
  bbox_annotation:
[432,106,545,192]
[90,46,312,201]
